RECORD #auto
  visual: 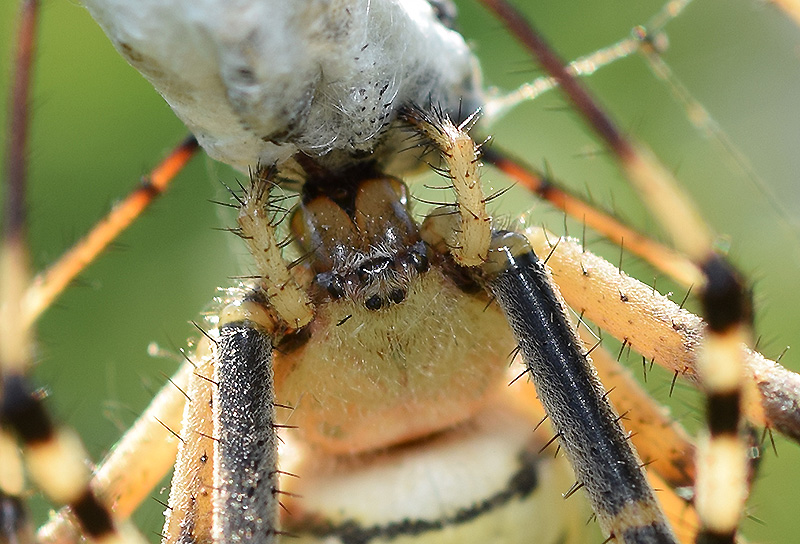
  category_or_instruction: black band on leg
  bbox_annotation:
[699,254,751,333]
[1,378,117,540]
[214,321,279,544]
[706,392,741,437]
[696,530,736,544]
[71,489,115,539]
[483,231,676,544]
[1,375,54,445]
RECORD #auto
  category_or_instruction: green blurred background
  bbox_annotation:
[1,0,799,541]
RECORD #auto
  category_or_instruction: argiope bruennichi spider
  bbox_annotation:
[1,1,799,543]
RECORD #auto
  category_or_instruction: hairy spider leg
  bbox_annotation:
[476,1,757,541]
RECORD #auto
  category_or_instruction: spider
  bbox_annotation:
[1,0,799,543]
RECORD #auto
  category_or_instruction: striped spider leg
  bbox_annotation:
[476,1,800,541]
[1,1,800,543]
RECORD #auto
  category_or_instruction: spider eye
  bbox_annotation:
[314,272,346,299]
[388,289,406,304]
[364,295,384,311]
[407,246,429,273]
[327,275,346,299]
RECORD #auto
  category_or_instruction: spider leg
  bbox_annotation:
[506,348,700,544]
[1,0,38,540]
[480,2,759,540]
[162,342,217,544]
[582,332,695,493]
[162,295,282,544]
[166,166,308,544]
[23,135,198,327]
[503,225,721,541]
[213,313,279,544]
[525,229,800,443]
[0,3,149,543]
[401,108,492,267]
[234,167,313,330]
[482,230,677,543]
[37,361,192,544]
[482,148,701,288]
[588,344,700,544]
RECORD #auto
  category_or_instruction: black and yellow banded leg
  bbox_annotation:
[694,258,751,544]
[0,378,124,544]
[0,2,148,542]
[481,231,677,544]
[476,2,755,540]
[506,352,701,544]
[37,360,191,544]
